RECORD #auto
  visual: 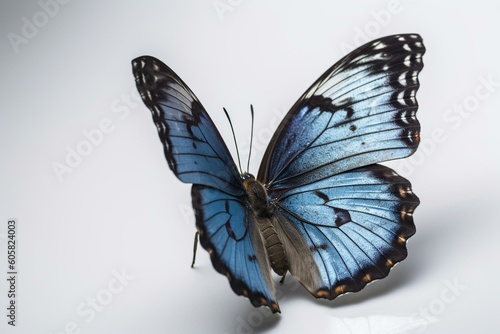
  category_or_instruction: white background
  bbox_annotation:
[1,0,499,333]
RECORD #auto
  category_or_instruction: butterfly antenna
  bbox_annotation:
[223,107,243,173]
[246,105,255,173]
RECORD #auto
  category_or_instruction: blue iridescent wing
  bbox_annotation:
[272,164,418,298]
[258,34,425,298]
[192,185,280,313]
[132,56,279,311]
[258,34,425,189]
[132,56,241,195]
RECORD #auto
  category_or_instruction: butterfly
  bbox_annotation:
[132,34,425,313]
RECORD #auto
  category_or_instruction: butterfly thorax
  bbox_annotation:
[242,173,271,218]
[242,173,289,276]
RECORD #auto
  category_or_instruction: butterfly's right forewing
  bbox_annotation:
[258,34,425,188]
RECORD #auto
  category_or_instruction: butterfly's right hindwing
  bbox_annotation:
[273,164,419,299]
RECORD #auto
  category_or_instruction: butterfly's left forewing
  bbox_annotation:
[132,56,242,194]
[132,56,278,312]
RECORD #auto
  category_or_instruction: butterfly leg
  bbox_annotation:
[279,271,287,285]
[191,231,199,268]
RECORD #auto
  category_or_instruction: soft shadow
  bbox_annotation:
[254,313,281,334]
[219,300,281,334]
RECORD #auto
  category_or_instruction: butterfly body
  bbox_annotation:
[242,173,270,218]
[132,34,425,313]
[242,174,289,276]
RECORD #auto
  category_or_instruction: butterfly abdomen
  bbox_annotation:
[243,174,289,276]
[257,217,288,276]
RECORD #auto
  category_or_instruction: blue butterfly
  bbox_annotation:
[132,34,425,313]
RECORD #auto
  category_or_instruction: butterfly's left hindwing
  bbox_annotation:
[192,185,279,313]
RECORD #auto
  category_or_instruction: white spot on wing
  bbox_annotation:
[398,72,407,86]
[410,110,417,121]
[153,105,162,117]
[409,70,418,84]
[397,91,406,105]
[400,111,409,124]
[367,53,385,61]
[404,55,411,67]
[409,90,416,104]
[407,130,414,141]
